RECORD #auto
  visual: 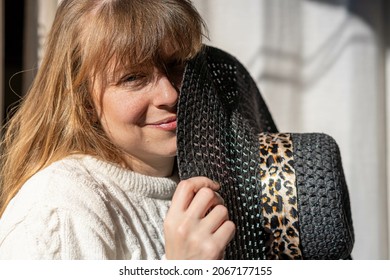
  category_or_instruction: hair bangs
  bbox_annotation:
[79,0,205,84]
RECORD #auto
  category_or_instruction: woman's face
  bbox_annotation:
[93,59,183,177]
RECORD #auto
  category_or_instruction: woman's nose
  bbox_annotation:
[153,75,179,108]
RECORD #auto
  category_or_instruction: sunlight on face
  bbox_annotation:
[91,48,185,177]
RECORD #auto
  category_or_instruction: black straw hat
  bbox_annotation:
[176,45,354,260]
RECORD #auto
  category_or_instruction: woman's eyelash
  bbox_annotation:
[117,73,150,86]
[122,74,143,83]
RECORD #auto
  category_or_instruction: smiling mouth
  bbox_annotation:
[148,117,177,131]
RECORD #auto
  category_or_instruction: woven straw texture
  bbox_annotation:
[176,45,354,259]
[177,46,277,260]
[291,133,354,259]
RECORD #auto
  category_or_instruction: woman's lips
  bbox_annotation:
[148,117,177,131]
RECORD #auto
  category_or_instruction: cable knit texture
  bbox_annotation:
[0,155,177,259]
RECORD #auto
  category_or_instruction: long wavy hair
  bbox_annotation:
[0,0,205,216]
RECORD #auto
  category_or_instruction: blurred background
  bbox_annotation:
[0,0,389,259]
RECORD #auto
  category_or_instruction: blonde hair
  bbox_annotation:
[0,0,205,216]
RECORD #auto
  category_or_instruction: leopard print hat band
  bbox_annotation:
[258,132,354,259]
[176,45,354,259]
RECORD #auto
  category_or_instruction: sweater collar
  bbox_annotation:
[77,155,178,199]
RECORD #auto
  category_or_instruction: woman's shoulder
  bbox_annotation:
[1,155,114,223]
[21,155,104,198]
[0,155,120,259]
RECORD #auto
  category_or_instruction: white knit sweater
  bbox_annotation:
[0,155,178,259]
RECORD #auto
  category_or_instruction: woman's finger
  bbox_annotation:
[186,187,224,218]
[201,204,230,233]
[170,177,220,212]
[212,219,236,248]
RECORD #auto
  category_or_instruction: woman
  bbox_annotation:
[0,0,235,259]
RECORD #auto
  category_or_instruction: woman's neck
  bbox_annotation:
[122,155,176,177]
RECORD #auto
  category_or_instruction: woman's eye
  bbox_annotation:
[118,74,149,88]
[122,74,141,83]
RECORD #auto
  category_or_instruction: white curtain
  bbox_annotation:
[27,0,389,259]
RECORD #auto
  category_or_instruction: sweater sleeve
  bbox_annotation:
[0,204,61,259]
[0,196,118,260]
[0,168,118,259]
[0,198,116,259]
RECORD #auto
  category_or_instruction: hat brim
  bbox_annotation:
[177,45,354,259]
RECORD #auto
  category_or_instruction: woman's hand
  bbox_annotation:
[164,176,236,259]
